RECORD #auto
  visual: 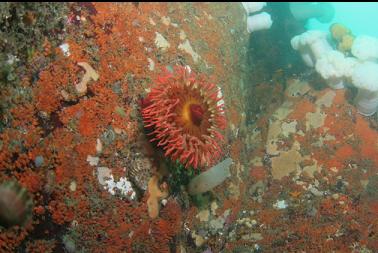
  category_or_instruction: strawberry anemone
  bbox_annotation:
[141,66,226,169]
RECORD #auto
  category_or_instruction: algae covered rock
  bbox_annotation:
[0,2,68,85]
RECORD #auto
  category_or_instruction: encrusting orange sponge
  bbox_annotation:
[147,175,169,219]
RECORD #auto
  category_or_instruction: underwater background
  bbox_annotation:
[0,2,377,253]
[306,2,378,37]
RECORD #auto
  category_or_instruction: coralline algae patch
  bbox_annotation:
[228,79,378,252]
[265,80,378,180]
[182,76,377,252]
[186,75,377,252]
[0,2,248,252]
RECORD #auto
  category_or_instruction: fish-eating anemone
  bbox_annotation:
[141,66,226,170]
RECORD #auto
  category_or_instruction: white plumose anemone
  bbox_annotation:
[291,30,333,67]
[242,2,266,15]
[351,61,378,116]
[351,35,378,61]
[247,12,272,33]
[315,50,346,89]
[315,50,359,90]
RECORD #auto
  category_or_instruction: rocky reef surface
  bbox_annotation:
[0,3,377,253]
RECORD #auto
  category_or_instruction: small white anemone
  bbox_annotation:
[59,43,70,57]
[104,175,136,201]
